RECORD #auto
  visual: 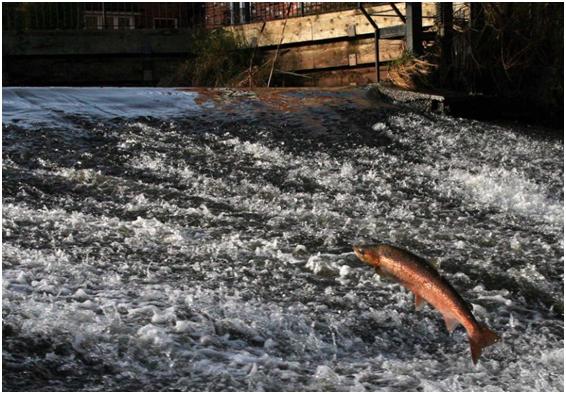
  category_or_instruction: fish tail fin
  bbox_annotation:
[468,324,500,365]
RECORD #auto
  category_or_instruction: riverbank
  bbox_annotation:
[371,83,564,132]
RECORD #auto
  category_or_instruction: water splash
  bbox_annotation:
[2,87,563,391]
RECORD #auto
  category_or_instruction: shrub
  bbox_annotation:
[187,29,253,87]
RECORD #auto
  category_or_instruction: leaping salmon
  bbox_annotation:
[353,243,500,364]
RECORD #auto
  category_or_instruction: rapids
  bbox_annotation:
[2,87,563,391]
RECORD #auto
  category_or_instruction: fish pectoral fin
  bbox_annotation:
[442,313,461,334]
[415,294,427,311]
[374,267,395,282]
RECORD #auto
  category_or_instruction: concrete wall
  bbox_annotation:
[3,29,194,86]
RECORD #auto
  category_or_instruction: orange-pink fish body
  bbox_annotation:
[353,243,499,364]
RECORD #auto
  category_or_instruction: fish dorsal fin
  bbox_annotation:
[442,313,461,334]
[415,294,427,311]
[413,254,440,274]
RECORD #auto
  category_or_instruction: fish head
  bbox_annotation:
[353,244,381,267]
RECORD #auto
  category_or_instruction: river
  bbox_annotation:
[2,87,563,391]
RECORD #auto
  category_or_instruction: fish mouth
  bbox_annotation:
[353,244,381,268]
[352,244,368,262]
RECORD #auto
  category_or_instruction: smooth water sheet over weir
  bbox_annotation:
[2,87,563,391]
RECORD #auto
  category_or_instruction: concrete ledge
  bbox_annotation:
[3,29,194,56]
[370,84,446,113]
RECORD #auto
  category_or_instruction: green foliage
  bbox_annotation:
[186,29,253,87]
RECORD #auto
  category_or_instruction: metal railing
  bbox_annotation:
[203,2,364,28]
[2,2,205,31]
[3,2,388,31]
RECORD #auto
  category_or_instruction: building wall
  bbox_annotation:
[2,2,205,31]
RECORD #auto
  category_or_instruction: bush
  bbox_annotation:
[187,29,253,87]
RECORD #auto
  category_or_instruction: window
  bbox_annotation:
[84,12,135,30]
[84,15,100,30]
[153,18,178,29]
[104,16,115,30]
[117,17,133,30]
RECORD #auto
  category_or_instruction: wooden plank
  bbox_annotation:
[378,24,407,39]
[228,2,437,48]
[301,65,390,87]
[264,39,405,72]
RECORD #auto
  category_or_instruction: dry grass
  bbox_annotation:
[386,51,438,90]
[230,58,273,88]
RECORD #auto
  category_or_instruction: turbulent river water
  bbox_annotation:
[2,87,564,391]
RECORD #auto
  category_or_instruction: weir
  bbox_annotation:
[2,86,563,391]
